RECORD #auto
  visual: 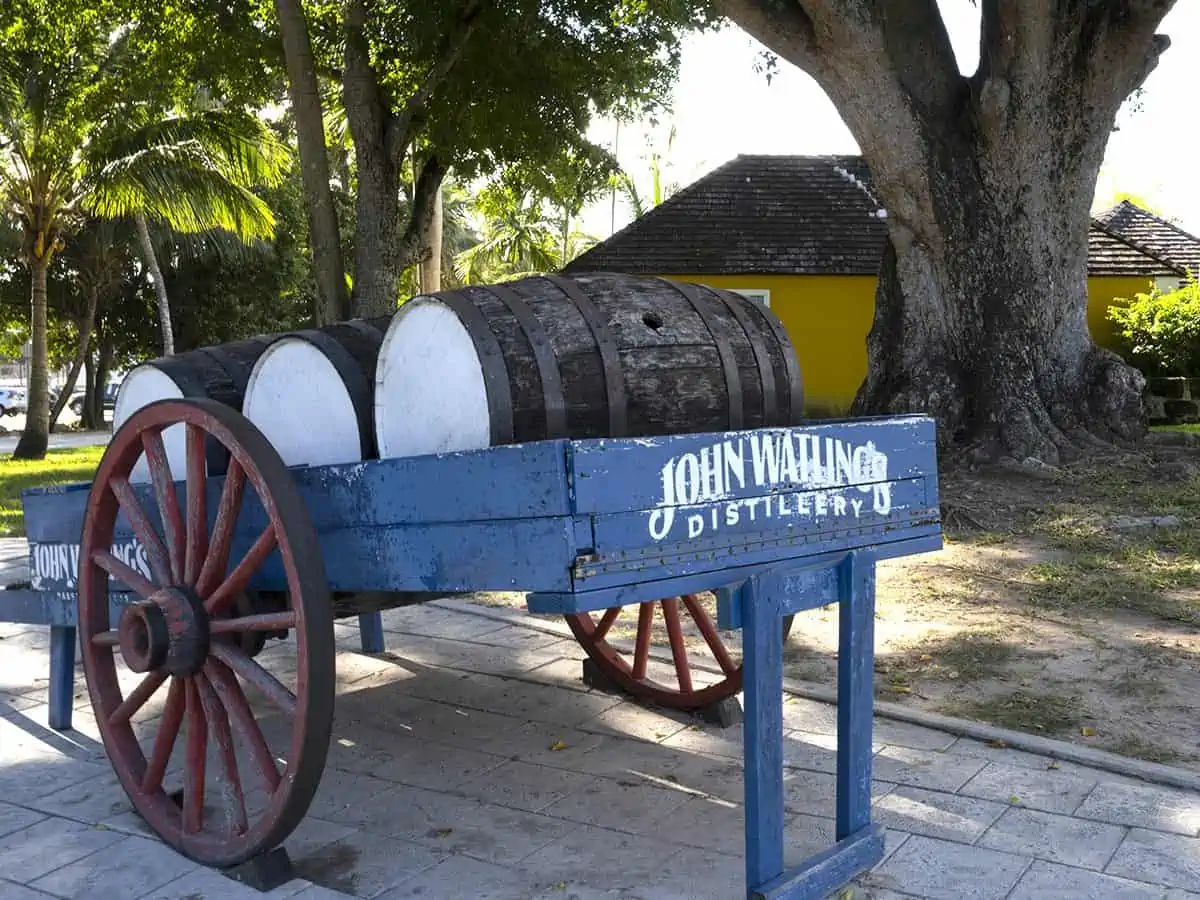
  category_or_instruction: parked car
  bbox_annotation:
[0,386,26,417]
[68,383,119,417]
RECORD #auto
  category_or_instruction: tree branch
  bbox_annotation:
[715,0,817,71]
[386,0,486,168]
[721,0,962,119]
[396,154,447,272]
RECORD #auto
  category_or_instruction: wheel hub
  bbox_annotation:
[117,587,210,676]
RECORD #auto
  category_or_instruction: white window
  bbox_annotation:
[1155,276,1184,294]
[730,288,771,307]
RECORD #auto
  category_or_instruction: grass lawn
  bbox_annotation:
[0,446,104,537]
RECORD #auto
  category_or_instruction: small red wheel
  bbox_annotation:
[565,597,796,710]
[78,398,334,867]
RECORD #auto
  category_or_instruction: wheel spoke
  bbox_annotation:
[209,611,296,635]
[593,607,621,642]
[142,429,185,583]
[185,424,209,586]
[196,460,246,598]
[205,525,277,618]
[142,677,185,794]
[660,598,693,694]
[195,671,249,836]
[109,476,173,586]
[109,670,168,727]
[682,594,739,675]
[632,602,655,681]
[183,678,208,834]
[92,550,158,601]
[204,658,281,793]
[210,642,297,718]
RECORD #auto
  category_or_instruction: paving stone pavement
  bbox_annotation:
[2,598,1200,899]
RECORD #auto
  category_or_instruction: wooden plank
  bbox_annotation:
[21,439,573,546]
[25,518,578,597]
[567,415,936,516]
[526,533,942,614]
[751,824,885,900]
[0,589,132,626]
[742,571,786,891]
[836,551,876,840]
[586,475,933,558]
[716,565,840,631]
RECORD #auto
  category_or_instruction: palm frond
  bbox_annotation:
[81,143,277,241]
[84,108,289,191]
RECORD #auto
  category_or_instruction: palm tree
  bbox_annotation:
[454,182,562,284]
[1,21,287,458]
[84,108,289,356]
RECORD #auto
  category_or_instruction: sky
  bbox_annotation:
[577,2,1200,240]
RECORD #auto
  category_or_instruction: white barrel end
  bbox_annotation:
[243,338,365,468]
[113,364,187,484]
[374,297,491,459]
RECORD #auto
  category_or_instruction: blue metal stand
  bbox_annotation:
[49,624,77,730]
[741,551,884,900]
[358,611,385,653]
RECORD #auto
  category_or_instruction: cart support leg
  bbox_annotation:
[742,552,885,900]
[49,625,76,731]
[837,551,876,839]
[742,572,785,892]
[358,611,385,653]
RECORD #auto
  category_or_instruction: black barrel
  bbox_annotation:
[373,272,804,459]
[242,317,392,466]
[113,336,280,476]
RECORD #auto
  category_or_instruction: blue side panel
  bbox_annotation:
[21,439,573,545]
[28,517,578,596]
[584,476,933,560]
[567,417,936,515]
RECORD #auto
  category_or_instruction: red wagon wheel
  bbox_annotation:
[78,398,334,868]
[565,598,796,710]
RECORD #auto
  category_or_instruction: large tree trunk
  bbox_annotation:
[341,0,468,317]
[82,348,99,432]
[13,256,50,459]
[135,212,175,356]
[49,287,99,428]
[721,0,1175,463]
[419,183,443,293]
[90,334,115,429]
[274,0,350,325]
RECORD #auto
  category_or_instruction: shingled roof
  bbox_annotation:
[565,155,1180,280]
[1094,200,1200,278]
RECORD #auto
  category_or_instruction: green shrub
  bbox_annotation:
[1108,277,1200,377]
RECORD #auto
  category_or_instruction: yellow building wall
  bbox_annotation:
[1087,276,1155,351]
[663,273,1155,416]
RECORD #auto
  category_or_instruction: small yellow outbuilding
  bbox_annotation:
[565,156,1199,416]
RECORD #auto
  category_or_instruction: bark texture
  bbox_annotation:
[135,212,174,357]
[48,286,99,428]
[13,257,50,459]
[341,0,469,317]
[275,0,350,325]
[720,0,1176,463]
[419,184,444,293]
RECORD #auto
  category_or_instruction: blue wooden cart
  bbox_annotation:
[7,397,941,899]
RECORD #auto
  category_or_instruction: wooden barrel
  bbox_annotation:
[113,336,277,480]
[374,272,804,458]
[242,317,392,467]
